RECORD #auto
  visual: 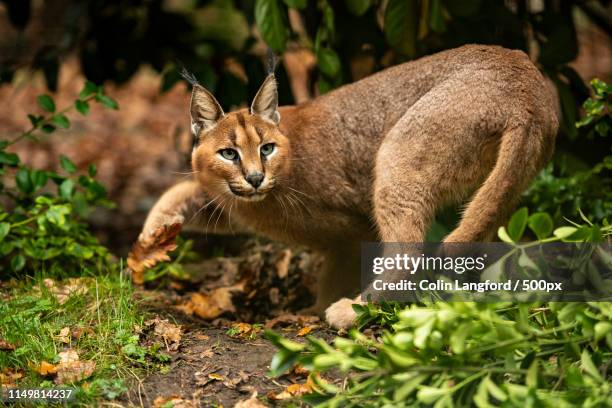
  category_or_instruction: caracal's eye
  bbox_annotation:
[219,148,239,161]
[260,143,275,156]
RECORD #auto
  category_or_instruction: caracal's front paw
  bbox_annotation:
[139,214,184,241]
[325,297,362,330]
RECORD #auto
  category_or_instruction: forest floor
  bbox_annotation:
[0,235,341,407]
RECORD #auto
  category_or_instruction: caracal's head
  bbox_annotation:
[188,74,290,203]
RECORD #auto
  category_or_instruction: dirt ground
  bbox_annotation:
[125,314,336,407]
[122,235,336,407]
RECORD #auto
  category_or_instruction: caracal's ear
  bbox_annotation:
[250,74,280,125]
[190,84,225,135]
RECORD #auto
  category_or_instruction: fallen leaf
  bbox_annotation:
[227,323,262,340]
[292,365,309,376]
[153,395,196,408]
[35,361,58,376]
[193,333,209,341]
[58,349,79,363]
[208,373,224,381]
[265,314,320,329]
[1,368,24,387]
[146,317,182,351]
[127,223,182,284]
[38,278,89,305]
[58,327,71,344]
[234,391,268,407]
[176,285,243,320]
[71,327,94,340]
[223,371,250,389]
[34,350,95,384]
[0,339,16,350]
[296,326,313,336]
[267,382,312,400]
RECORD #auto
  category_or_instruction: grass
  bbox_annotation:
[0,268,150,406]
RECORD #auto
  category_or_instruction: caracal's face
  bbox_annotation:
[191,110,291,203]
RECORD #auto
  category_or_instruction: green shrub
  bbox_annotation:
[0,82,118,277]
[266,214,612,407]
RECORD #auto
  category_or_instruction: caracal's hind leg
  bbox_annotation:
[326,85,501,329]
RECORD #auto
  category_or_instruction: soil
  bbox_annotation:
[123,235,336,407]
[125,316,336,407]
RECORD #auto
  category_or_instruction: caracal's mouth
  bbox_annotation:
[229,185,268,202]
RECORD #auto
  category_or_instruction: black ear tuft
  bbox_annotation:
[179,65,200,88]
[266,48,278,75]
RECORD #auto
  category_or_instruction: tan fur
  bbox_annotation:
[141,45,558,329]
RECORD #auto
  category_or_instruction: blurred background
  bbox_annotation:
[0,0,610,253]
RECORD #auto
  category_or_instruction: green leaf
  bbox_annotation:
[60,155,77,173]
[27,114,43,127]
[0,151,20,166]
[527,212,553,240]
[255,0,288,53]
[51,114,70,129]
[394,373,429,401]
[553,226,578,240]
[16,168,33,193]
[429,0,446,33]
[497,226,514,243]
[580,349,603,382]
[507,207,528,241]
[526,360,538,388]
[41,124,56,133]
[75,99,90,115]
[0,222,10,241]
[37,94,56,113]
[345,0,371,16]
[417,386,450,404]
[282,0,306,9]
[11,254,25,272]
[268,349,299,376]
[95,94,119,110]
[59,179,75,199]
[30,169,48,190]
[80,81,99,98]
[384,0,418,58]
[317,47,341,77]
[88,164,97,177]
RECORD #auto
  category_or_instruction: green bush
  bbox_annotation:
[0,82,118,277]
[266,214,612,407]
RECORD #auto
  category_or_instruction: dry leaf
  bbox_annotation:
[176,285,243,320]
[292,365,309,376]
[0,339,16,350]
[153,395,195,408]
[34,350,95,384]
[227,323,262,339]
[208,373,224,381]
[35,361,58,376]
[296,326,313,337]
[1,368,24,387]
[41,278,88,305]
[193,333,209,341]
[58,327,71,344]
[127,223,182,284]
[223,371,250,390]
[265,313,320,329]
[234,391,268,408]
[267,382,312,400]
[146,317,182,351]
